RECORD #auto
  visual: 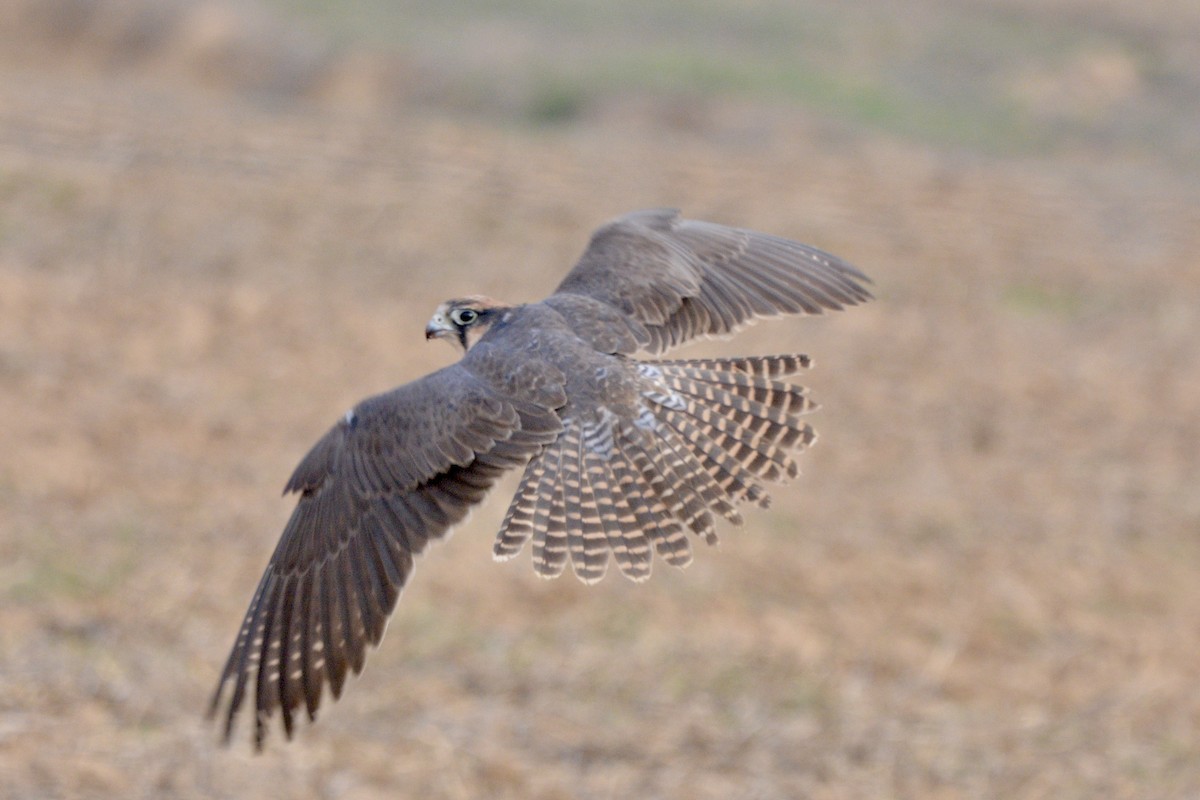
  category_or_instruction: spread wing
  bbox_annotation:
[209,360,563,749]
[551,208,873,354]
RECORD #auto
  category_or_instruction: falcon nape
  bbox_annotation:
[210,208,872,749]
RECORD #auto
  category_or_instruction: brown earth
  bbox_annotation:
[1,3,1199,799]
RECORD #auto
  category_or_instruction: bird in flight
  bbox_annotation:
[209,208,872,748]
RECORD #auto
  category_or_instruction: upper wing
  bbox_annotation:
[551,208,873,354]
[209,359,564,749]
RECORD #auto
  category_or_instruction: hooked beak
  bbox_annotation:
[425,313,453,342]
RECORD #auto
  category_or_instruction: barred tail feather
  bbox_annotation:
[622,423,717,542]
[653,406,768,508]
[585,447,652,581]
[570,429,610,584]
[494,461,541,560]
[673,354,811,379]
[529,435,569,578]
[655,389,800,482]
[652,420,743,527]
[617,437,694,567]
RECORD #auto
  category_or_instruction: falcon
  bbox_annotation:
[209,208,872,748]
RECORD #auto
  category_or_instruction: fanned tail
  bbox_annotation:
[495,354,818,582]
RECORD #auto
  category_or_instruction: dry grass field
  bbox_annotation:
[1,2,1198,798]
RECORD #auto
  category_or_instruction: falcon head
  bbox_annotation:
[425,296,507,351]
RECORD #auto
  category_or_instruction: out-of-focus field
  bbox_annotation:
[1,2,1198,798]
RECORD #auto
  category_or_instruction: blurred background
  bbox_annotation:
[1,1,1198,797]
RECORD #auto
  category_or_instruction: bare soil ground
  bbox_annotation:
[1,3,1198,798]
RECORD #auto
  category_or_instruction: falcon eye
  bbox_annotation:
[451,308,479,325]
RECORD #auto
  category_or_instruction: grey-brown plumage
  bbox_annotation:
[210,208,872,748]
